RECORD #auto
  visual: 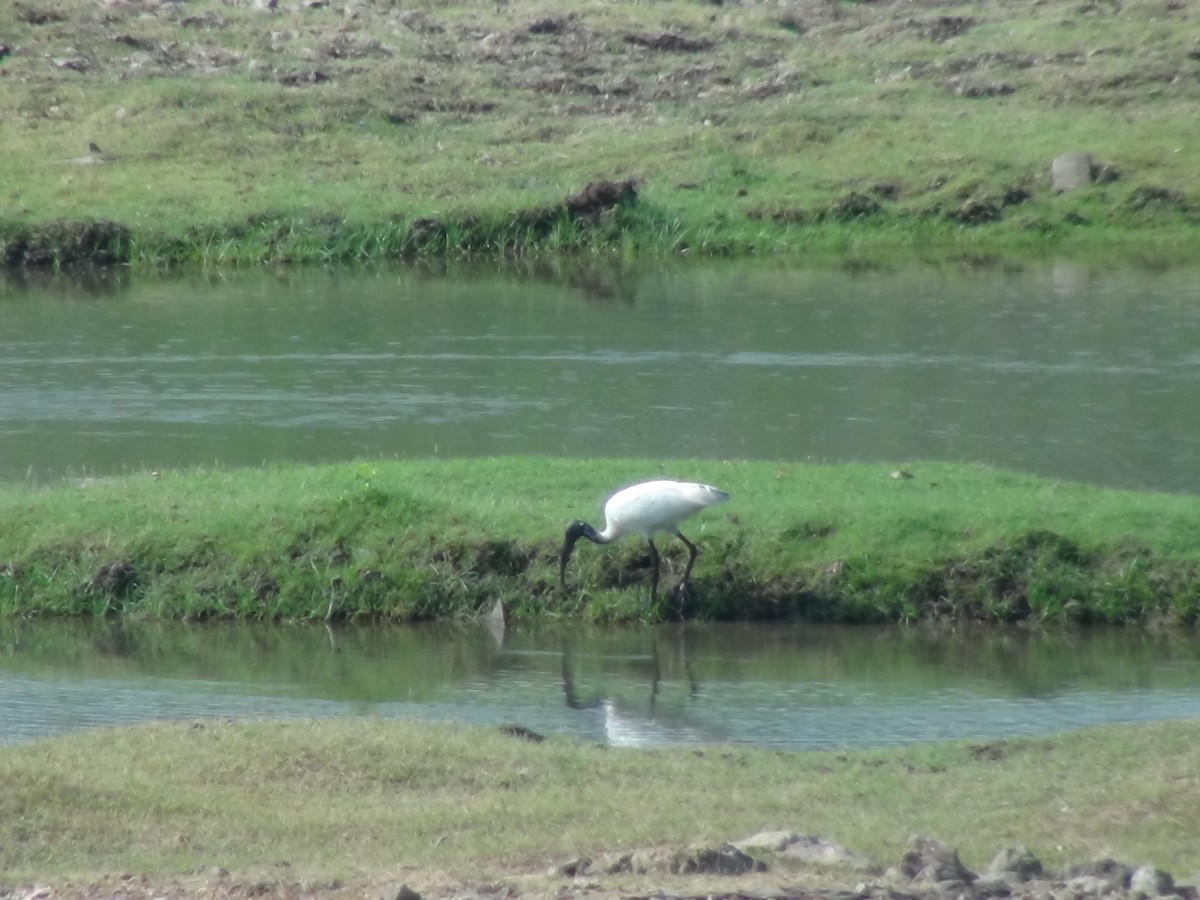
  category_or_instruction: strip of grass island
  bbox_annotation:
[2,459,1198,625]
[1,0,1199,268]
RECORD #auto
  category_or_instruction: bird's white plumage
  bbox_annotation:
[597,480,729,541]
[560,478,730,602]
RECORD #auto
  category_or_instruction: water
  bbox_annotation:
[2,260,1200,492]
[3,621,1200,748]
[4,260,1200,750]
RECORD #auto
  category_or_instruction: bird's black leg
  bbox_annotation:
[647,538,660,603]
[676,531,699,587]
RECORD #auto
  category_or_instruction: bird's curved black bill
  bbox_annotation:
[559,521,587,590]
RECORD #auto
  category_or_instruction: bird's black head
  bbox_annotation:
[560,520,597,590]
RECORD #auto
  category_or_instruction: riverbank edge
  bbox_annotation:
[3,182,1200,269]
[2,459,1198,626]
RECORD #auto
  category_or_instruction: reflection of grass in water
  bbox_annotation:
[2,618,1199,712]
[1,716,1198,880]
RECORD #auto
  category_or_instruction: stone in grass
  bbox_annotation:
[550,857,592,878]
[1061,858,1135,889]
[732,831,876,870]
[889,835,976,889]
[381,884,422,900]
[1129,865,1176,897]
[984,845,1044,882]
[670,843,766,876]
[1051,152,1095,192]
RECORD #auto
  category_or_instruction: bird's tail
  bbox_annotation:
[683,483,729,506]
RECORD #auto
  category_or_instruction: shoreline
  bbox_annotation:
[3,195,1200,270]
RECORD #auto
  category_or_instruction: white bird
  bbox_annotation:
[560,479,730,602]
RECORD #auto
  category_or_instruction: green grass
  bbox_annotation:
[2,458,1198,624]
[1,716,1198,881]
[0,0,1197,266]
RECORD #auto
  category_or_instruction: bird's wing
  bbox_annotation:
[605,480,729,535]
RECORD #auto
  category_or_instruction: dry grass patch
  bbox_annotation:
[2,717,1199,882]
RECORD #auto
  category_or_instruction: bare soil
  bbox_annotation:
[1,864,857,900]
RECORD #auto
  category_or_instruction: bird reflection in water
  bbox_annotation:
[559,631,725,748]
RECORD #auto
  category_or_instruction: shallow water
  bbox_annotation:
[3,260,1200,492]
[3,620,1200,748]
[5,261,1200,750]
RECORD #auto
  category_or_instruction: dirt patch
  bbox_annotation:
[404,179,638,254]
[85,559,139,602]
[624,32,714,53]
[472,539,537,578]
[0,864,861,900]
[915,15,974,42]
[2,221,131,267]
[15,3,64,25]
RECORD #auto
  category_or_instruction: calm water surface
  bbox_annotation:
[3,621,1200,748]
[4,261,1200,749]
[3,260,1200,491]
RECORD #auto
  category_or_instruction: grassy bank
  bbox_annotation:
[2,0,1198,266]
[2,716,1198,881]
[1,459,1198,624]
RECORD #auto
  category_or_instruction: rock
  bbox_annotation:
[1130,865,1175,897]
[973,874,1020,895]
[381,884,422,900]
[733,831,875,869]
[592,847,673,874]
[629,849,663,873]
[1051,153,1095,192]
[670,843,766,876]
[986,845,1044,882]
[780,837,874,869]
[52,56,90,72]
[893,835,976,887]
[551,857,591,878]
[1063,859,1135,886]
[1067,874,1121,896]
[732,830,796,852]
[785,837,873,868]
[483,598,506,648]
[595,851,632,874]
